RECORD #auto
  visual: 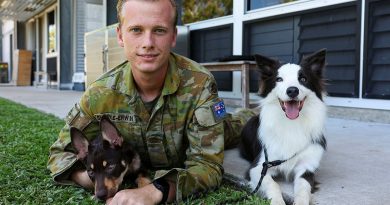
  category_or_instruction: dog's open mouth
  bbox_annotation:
[279,98,305,120]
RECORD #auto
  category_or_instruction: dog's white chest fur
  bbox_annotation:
[243,49,328,205]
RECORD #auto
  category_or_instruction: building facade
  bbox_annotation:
[1,0,389,112]
[187,0,390,111]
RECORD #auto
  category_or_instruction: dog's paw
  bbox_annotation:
[293,197,310,205]
[136,176,152,188]
[270,197,287,205]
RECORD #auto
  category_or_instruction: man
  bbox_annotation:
[47,0,254,204]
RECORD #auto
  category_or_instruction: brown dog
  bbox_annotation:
[70,115,151,200]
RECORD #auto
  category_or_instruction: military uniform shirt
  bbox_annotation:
[48,53,231,201]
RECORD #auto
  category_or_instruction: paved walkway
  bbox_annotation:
[1,86,390,205]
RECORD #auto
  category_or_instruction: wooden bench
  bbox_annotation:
[34,71,57,88]
[34,71,47,88]
[201,61,257,108]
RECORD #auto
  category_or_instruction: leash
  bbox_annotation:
[215,146,307,204]
[214,147,290,205]
[252,141,314,195]
[251,147,287,194]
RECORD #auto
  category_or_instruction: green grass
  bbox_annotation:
[0,97,268,205]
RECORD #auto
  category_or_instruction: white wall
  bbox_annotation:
[1,20,14,82]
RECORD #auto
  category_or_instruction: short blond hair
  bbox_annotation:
[117,0,178,27]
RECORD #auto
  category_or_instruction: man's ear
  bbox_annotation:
[116,26,124,47]
[100,115,123,147]
[171,26,178,48]
[70,127,89,160]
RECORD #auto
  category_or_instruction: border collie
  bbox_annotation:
[239,49,327,205]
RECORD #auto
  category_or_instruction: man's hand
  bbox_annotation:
[106,184,163,205]
[71,170,94,189]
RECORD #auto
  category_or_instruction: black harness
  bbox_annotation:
[251,147,291,194]
[214,144,310,205]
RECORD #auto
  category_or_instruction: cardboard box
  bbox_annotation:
[13,50,33,86]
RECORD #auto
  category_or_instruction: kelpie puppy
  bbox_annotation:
[70,115,150,200]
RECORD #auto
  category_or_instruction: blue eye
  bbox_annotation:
[299,76,307,82]
[154,28,167,35]
[276,77,283,82]
[129,27,142,33]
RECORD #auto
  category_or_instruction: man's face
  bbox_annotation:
[117,0,177,75]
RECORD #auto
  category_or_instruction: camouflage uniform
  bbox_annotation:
[47,52,255,202]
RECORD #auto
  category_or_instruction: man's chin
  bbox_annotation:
[133,63,162,74]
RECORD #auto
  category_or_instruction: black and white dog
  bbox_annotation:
[239,49,327,205]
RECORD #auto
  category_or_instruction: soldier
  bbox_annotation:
[47,0,255,204]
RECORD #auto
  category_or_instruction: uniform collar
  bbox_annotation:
[119,53,180,99]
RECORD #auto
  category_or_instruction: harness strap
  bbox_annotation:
[251,147,287,194]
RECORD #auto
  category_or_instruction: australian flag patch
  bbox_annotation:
[211,100,227,122]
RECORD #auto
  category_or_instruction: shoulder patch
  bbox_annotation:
[194,98,227,127]
[211,100,227,122]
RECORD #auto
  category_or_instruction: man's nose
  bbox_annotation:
[141,32,155,49]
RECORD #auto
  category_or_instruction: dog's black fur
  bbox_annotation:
[70,115,150,200]
[239,49,327,205]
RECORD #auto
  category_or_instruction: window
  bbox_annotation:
[47,10,56,53]
[182,0,232,24]
[247,0,300,11]
[363,0,390,99]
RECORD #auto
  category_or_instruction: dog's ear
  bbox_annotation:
[70,127,89,160]
[100,115,123,147]
[300,49,326,77]
[254,54,280,79]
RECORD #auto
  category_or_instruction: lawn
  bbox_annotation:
[0,97,268,205]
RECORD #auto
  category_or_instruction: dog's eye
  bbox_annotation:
[87,170,95,180]
[299,77,307,83]
[276,77,283,82]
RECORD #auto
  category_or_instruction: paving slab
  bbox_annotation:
[1,86,390,205]
[224,118,390,205]
[0,86,82,119]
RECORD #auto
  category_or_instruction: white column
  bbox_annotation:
[358,0,365,99]
[231,0,246,98]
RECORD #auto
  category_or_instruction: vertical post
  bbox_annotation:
[231,0,245,98]
[242,62,250,108]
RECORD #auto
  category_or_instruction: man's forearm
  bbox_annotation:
[71,170,94,189]
[167,181,176,203]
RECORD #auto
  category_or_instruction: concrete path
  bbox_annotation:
[1,86,390,205]
[0,86,82,119]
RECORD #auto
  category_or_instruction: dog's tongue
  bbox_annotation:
[285,101,300,120]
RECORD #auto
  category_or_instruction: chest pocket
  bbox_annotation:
[146,133,170,168]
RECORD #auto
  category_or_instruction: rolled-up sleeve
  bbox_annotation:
[47,92,97,184]
[154,78,226,202]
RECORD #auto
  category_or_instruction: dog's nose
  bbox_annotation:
[286,86,299,98]
[95,190,108,201]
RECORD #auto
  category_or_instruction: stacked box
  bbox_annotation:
[13,50,33,86]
